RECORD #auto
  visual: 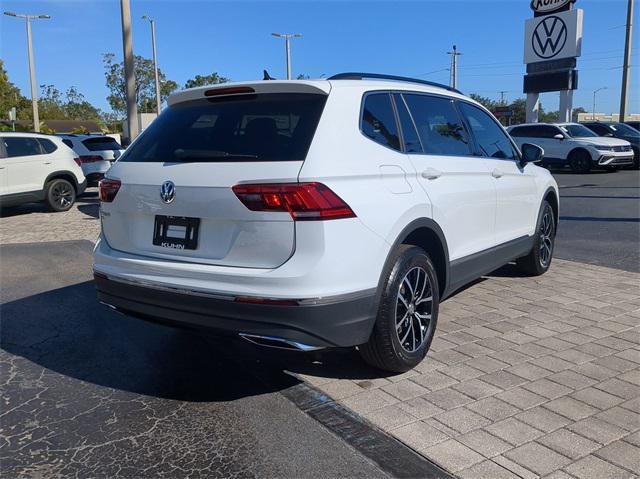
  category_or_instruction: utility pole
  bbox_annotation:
[447,45,462,90]
[272,33,302,80]
[593,87,607,121]
[143,15,162,116]
[120,0,139,141]
[3,11,50,132]
[499,91,508,105]
[619,0,634,121]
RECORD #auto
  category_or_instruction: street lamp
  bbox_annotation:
[4,11,51,132]
[142,15,161,116]
[271,33,302,80]
[592,87,607,121]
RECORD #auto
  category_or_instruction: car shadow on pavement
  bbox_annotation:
[0,281,300,402]
[0,191,100,218]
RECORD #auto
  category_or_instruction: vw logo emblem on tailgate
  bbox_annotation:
[160,181,176,204]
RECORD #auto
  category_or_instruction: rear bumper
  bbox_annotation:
[94,273,377,348]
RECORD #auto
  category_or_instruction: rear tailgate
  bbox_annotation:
[101,83,329,269]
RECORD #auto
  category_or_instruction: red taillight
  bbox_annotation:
[79,155,104,164]
[99,178,121,203]
[232,182,356,221]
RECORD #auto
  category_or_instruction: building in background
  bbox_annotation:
[578,113,640,122]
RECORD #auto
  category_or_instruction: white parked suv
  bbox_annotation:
[59,134,124,185]
[0,132,86,211]
[508,122,634,173]
[94,74,558,372]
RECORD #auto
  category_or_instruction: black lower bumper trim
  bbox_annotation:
[95,275,377,348]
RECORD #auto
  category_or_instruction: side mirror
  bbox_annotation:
[521,143,544,166]
[553,134,564,140]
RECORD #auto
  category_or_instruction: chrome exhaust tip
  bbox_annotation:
[239,333,324,352]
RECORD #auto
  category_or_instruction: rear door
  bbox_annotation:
[399,93,497,261]
[102,89,328,268]
[1,136,48,194]
[458,101,538,244]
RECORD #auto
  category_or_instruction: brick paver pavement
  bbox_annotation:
[299,261,640,478]
[2,190,639,478]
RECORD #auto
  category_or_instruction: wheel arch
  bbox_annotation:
[378,218,450,302]
[44,171,80,193]
[568,147,594,162]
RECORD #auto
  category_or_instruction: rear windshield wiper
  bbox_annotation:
[173,149,259,161]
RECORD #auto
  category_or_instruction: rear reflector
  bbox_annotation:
[78,155,104,164]
[99,178,121,203]
[232,182,356,221]
[204,86,255,97]
[234,296,299,306]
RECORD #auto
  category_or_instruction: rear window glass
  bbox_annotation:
[61,139,74,149]
[121,93,327,163]
[38,138,58,153]
[82,137,123,151]
[361,93,401,151]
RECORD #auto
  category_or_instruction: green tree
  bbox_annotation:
[184,72,230,89]
[296,74,310,80]
[64,86,101,120]
[469,93,498,112]
[38,84,67,120]
[103,53,178,115]
[0,60,31,121]
[508,98,527,125]
[572,107,587,122]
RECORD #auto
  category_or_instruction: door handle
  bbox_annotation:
[421,168,442,180]
[44,161,52,165]
[491,168,504,178]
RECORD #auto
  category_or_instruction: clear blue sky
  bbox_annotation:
[1,0,638,116]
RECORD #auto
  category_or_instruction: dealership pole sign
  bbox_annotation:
[523,0,582,95]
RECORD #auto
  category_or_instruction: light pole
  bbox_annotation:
[4,11,50,132]
[142,15,161,116]
[271,33,302,80]
[120,0,138,141]
[593,87,607,121]
[619,0,634,121]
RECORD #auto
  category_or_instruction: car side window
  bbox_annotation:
[38,138,58,154]
[587,124,610,136]
[61,139,74,149]
[361,93,401,151]
[541,125,562,138]
[458,102,518,160]
[403,94,471,156]
[3,137,43,158]
[393,94,422,153]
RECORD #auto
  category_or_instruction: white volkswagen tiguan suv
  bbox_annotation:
[508,122,634,173]
[94,74,558,372]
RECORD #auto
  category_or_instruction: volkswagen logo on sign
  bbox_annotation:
[160,181,176,204]
[532,15,568,59]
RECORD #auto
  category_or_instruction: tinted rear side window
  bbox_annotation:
[361,93,401,151]
[394,94,422,153]
[61,139,74,149]
[403,94,471,156]
[3,137,43,157]
[82,137,123,151]
[122,93,327,163]
[38,138,58,154]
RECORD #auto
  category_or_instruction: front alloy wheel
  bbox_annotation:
[396,266,433,353]
[538,208,553,269]
[516,200,555,276]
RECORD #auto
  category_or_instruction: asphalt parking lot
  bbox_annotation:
[1,171,639,478]
[553,169,640,273]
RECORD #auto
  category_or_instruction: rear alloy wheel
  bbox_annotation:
[360,245,439,372]
[516,200,555,276]
[45,178,76,212]
[569,150,591,174]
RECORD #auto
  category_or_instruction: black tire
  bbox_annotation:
[516,200,555,276]
[632,148,640,170]
[360,245,439,373]
[45,178,76,212]
[569,150,592,174]
[604,166,619,173]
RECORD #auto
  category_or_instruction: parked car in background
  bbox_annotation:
[0,132,86,211]
[624,121,640,131]
[508,122,634,173]
[94,74,558,372]
[581,121,639,169]
[58,134,124,185]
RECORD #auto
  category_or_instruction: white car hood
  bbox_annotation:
[574,136,631,147]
